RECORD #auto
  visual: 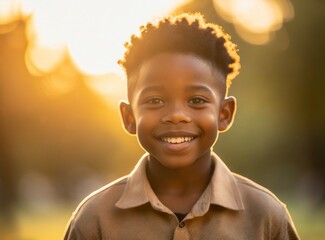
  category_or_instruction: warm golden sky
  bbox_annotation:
[0,0,293,74]
[0,0,293,103]
[20,0,190,75]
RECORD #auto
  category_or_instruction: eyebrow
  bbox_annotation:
[138,86,166,96]
[138,84,216,97]
[185,85,215,95]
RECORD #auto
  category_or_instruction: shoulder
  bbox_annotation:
[73,176,128,216]
[63,176,129,240]
[233,173,288,217]
[232,173,300,239]
[76,176,128,211]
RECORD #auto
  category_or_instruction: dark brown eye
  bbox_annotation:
[146,97,164,105]
[188,97,207,105]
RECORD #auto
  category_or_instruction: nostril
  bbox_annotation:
[161,103,191,123]
[161,112,191,124]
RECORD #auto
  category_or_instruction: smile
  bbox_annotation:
[161,137,194,144]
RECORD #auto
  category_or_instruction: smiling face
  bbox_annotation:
[120,53,236,169]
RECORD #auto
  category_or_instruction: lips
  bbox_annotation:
[155,131,198,153]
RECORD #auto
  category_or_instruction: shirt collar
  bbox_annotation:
[116,153,151,209]
[116,152,244,211]
[210,152,244,210]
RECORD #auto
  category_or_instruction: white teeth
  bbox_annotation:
[161,137,194,144]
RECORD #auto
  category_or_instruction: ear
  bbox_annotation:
[218,96,236,132]
[119,101,136,135]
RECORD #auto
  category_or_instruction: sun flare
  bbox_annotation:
[19,0,189,75]
[0,0,293,101]
[213,0,294,45]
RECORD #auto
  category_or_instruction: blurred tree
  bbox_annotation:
[280,0,325,206]
[0,20,28,223]
[0,19,143,214]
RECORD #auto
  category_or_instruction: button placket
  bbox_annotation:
[178,222,185,228]
[173,221,190,240]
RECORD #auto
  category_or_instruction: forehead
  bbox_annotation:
[133,53,226,92]
[138,53,221,77]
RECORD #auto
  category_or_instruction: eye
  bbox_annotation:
[146,97,164,105]
[188,96,208,105]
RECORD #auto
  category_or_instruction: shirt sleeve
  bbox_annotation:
[62,216,76,240]
[63,218,74,240]
[63,214,101,240]
[273,206,300,240]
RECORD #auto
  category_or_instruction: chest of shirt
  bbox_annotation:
[96,205,267,240]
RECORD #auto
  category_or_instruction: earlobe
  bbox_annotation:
[119,101,136,135]
[218,96,236,132]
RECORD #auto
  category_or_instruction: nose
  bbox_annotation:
[161,102,191,124]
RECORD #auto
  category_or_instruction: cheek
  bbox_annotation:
[135,114,156,130]
[196,112,219,143]
[135,116,146,136]
[198,112,219,130]
[134,115,156,146]
[203,113,220,144]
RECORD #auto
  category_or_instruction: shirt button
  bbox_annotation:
[178,222,185,228]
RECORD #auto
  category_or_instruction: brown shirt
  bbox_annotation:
[63,153,300,240]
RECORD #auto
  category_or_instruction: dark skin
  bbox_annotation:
[146,151,214,213]
[120,53,236,214]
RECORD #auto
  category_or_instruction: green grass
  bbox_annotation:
[5,202,325,240]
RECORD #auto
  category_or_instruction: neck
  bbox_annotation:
[146,152,213,196]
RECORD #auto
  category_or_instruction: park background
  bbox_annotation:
[0,0,324,239]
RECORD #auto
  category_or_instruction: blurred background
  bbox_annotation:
[0,0,324,239]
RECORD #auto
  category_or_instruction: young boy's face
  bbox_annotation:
[120,53,236,169]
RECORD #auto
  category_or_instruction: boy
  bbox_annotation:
[63,13,300,239]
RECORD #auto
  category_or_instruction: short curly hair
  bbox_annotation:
[118,13,240,100]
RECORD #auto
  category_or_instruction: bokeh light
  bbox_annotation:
[20,0,189,75]
[213,0,294,44]
[0,0,294,101]
[0,0,21,24]
[0,0,190,102]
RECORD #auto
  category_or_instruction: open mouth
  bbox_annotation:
[161,137,195,144]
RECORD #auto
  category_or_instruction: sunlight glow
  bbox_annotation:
[0,0,189,100]
[85,73,128,106]
[20,0,189,75]
[213,0,294,45]
[0,0,187,101]
[25,44,66,76]
[1,0,293,101]
[0,0,21,24]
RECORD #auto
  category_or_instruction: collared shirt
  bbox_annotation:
[63,153,300,240]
